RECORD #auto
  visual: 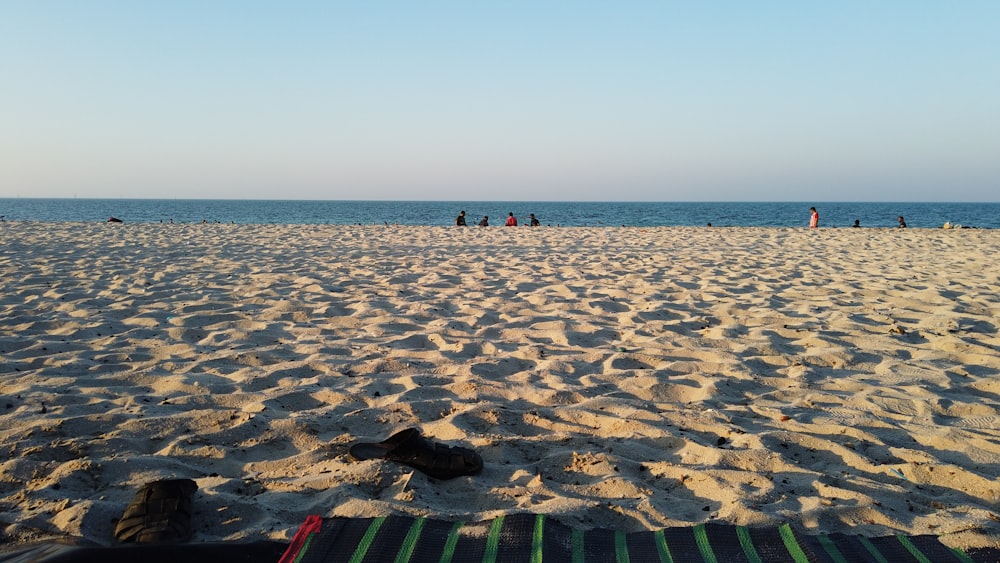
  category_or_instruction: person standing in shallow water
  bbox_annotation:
[529,213,540,226]
[505,212,517,226]
[809,207,819,228]
[455,210,467,226]
[478,215,489,227]
[898,216,907,228]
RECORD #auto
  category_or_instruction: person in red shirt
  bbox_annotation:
[809,207,819,228]
[505,212,517,226]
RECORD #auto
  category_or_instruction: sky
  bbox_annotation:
[2,2,998,202]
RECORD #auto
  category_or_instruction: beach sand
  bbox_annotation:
[1,222,998,550]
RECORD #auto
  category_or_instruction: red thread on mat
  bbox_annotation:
[278,514,323,563]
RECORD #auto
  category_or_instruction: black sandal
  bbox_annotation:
[114,478,198,543]
[349,428,483,480]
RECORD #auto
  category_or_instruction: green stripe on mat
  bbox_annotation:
[652,529,674,563]
[895,534,932,563]
[615,530,630,563]
[483,515,505,563]
[292,531,317,563]
[394,517,427,563]
[531,514,545,563]
[572,527,585,563]
[438,521,465,563]
[693,524,718,563]
[348,516,386,563]
[736,526,763,563]
[777,524,811,563]
[857,536,889,563]
[816,535,849,563]
[949,546,976,563]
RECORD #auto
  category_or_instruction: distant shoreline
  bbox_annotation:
[2,220,993,231]
[2,200,997,228]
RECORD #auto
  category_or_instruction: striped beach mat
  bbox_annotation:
[278,513,993,563]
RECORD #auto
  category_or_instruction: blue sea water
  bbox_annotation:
[0,199,996,229]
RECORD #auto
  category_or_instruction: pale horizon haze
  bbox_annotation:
[2,2,998,202]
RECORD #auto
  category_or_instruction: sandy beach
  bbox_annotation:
[1,221,998,550]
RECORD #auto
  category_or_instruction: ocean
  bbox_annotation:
[0,199,996,229]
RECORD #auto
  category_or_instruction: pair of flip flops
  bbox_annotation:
[349,428,483,480]
[111,430,477,544]
[114,478,197,544]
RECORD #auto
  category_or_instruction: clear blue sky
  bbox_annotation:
[2,2,998,201]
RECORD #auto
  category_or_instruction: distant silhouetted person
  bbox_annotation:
[529,213,540,226]
[809,207,819,228]
[506,212,517,226]
[853,219,860,228]
[456,210,467,226]
[898,216,907,228]
[478,215,489,227]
